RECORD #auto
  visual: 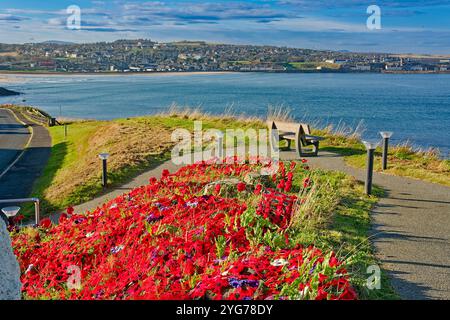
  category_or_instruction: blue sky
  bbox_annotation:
[1,0,450,54]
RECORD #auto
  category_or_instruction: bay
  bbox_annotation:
[1,72,449,156]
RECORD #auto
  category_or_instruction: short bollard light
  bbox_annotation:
[0,199,40,226]
[1,206,20,226]
[379,131,393,170]
[216,135,224,160]
[362,140,379,195]
[98,153,110,187]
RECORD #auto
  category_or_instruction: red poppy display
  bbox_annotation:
[11,158,357,300]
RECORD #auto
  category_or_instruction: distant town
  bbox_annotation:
[0,39,449,74]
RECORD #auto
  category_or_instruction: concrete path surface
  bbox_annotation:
[67,160,182,215]
[283,150,450,300]
[66,149,450,300]
[0,108,51,200]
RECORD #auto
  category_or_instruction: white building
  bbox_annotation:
[353,65,371,71]
[385,64,402,71]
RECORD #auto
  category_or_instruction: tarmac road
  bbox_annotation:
[0,108,51,201]
[0,109,30,177]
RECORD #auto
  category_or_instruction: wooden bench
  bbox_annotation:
[268,121,324,157]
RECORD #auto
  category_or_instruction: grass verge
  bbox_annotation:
[29,112,263,214]
[315,128,450,187]
[13,105,396,299]
[289,168,398,299]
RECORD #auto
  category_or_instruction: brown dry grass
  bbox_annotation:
[318,127,450,186]
[33,108,268,212]
[44,121,174,205]
[267,105,295,122]
[163,103,264,124]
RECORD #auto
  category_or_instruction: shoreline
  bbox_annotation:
[1,69,450,79]
[0,70,237,76]
[0,71,238,83]
[3,104,448,159]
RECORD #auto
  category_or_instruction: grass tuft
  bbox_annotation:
[314,127,450,187]
[289,168,398,299]
[267,104,294,122]
[10,104,400,299]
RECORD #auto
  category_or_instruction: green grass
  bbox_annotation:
[288,62,341,70]
[228,162,397,299]
[128,113,263,131]
[289,168,398,299]
[29,114,265,214]
[229,60,253,65]
[47,122,168,209]
[315,129,450,187]
[28,122,105,213]
[20,108,397,299]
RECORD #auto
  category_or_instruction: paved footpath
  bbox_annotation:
[68,160,183,215]
[68,150,450,300]
[291,151,450,300]
[0,108,51,200]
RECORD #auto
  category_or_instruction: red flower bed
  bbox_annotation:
[12,159,357,300]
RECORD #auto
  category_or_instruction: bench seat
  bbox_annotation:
[268,121,324,157]
[304,135,325,142]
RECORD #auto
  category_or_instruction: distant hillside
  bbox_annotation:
[1,39,448,74]
[39,40,75,45]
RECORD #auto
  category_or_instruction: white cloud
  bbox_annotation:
[47,17,64,26]
[0,1,449,53]
[0,13,28,21]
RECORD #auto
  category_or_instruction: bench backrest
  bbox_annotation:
[267,121,313,147]
[300,123,311,135]
[268,121,311,134]
[299,124,312,146]
[268,120,301,133]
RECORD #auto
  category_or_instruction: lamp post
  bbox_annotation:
[362,140,379,195]
[98,153,110,188]
[0,198,40,226]
[1,206,21,227]
[379,131,393,170]
[217,134,224,161]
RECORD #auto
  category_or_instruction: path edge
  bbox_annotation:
[0,108,34,181]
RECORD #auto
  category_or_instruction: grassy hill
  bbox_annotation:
[32,111,263,213]
[8,106,402,299]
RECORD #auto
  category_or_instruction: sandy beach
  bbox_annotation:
[0,75,26,84]
[0,71,237,84]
